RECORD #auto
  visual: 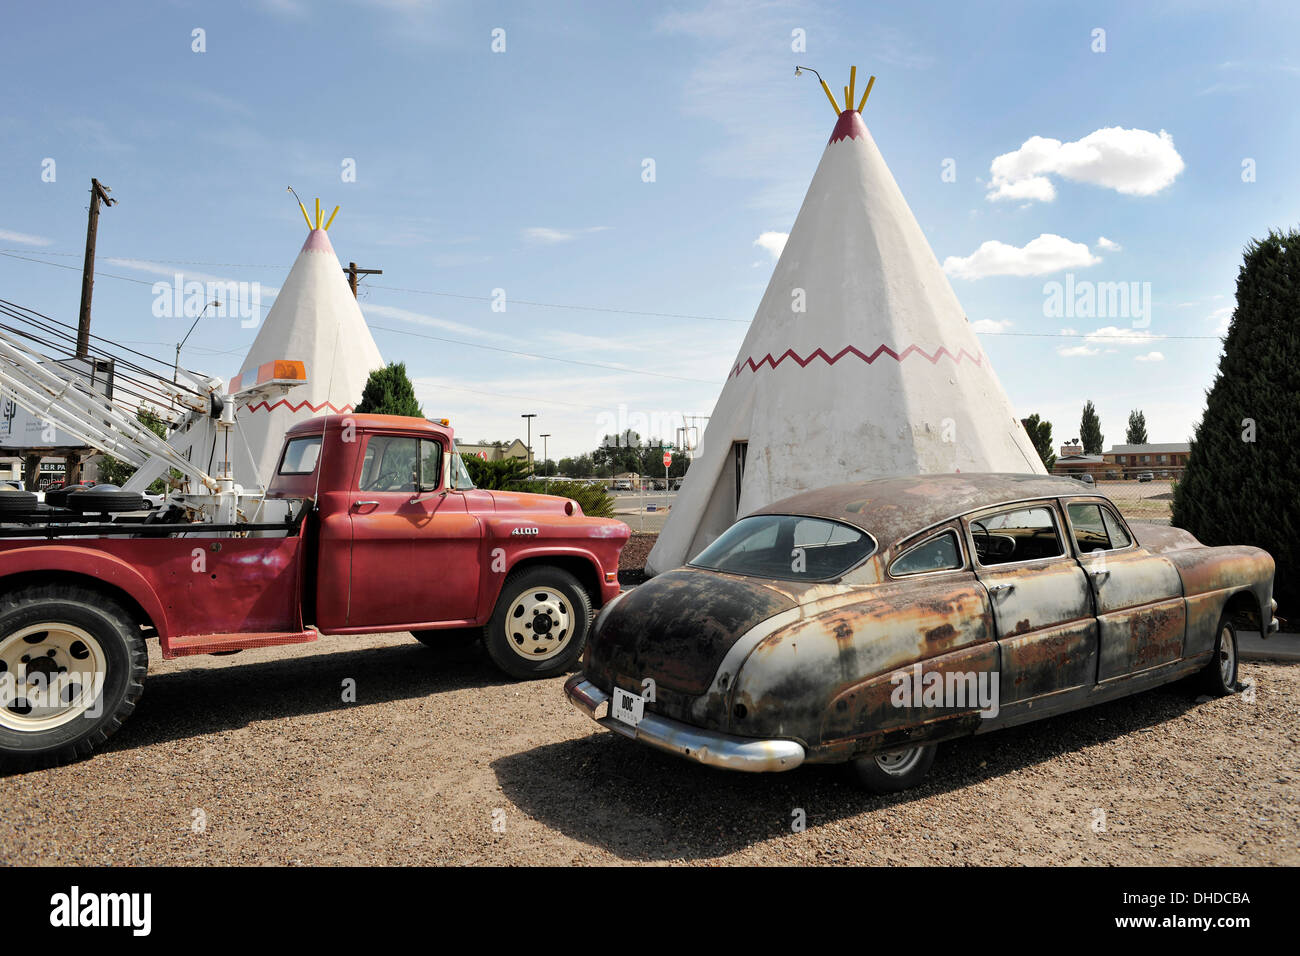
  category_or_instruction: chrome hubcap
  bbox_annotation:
[874,746,924,776]
[0,623,106,732]
[504,588,572,661]
[1218,626,1235,685]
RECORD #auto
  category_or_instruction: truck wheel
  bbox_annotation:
[483,566,591,680]
[1198,614,1239,696]
[849,743,937,794]
[0,585,147,766]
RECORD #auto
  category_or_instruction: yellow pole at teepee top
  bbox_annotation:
[314,198,321,230]
[298,203,313,231]
[323,205,339,231]
[848,66,856,108]
[857,74,876,111]
[818,77,840,114]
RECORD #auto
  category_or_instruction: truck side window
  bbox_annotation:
[359,436,421,492]
[420,440,443,490]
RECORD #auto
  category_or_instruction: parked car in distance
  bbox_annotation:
[566,473,1277,792]
[1138,472,1154,482]
[1074,473,1095,485]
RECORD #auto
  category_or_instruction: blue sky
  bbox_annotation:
[2,0,1298,459]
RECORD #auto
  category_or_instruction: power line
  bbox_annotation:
[2,249,1227,341]
[367,323,723,384]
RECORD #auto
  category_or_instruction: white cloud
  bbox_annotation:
[943,233,1100,279]
[522,226,610,244]
[987,127,1185,202]
[1083,326,1160,347]
[0,228,53,247]
[1057,344,1100,357]
[1096,236,1122,252]
[361,303,509,341]
[1208,305,1233,334]
[970,318,1013,333]
[753,231,787,260]
[1135,351,1165,362]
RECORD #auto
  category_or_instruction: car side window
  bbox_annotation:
[358,436,421,492]
[1101,504,1131,549]
[890,530,963,576]
[1067,501,1132,553]
[419,440,443,490]
[970,506,1063,566]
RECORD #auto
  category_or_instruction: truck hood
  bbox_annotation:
[584,568,796,697]
[487,489,582,516]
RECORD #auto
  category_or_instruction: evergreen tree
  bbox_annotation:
[355,362,423,417]
[1126,409,1148,445]
[1080,400,1104,454]
[1020,414,1056,471]
[1173,229,1300,614]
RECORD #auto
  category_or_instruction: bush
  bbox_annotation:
[1172,229,1300,616]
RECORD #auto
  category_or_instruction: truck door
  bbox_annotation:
[1062,500,1186,682]
[346,433,483,628]
[967,502,1098,706]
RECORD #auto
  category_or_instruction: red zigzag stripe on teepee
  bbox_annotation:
[730,343,983,378]
[243,399,356,414]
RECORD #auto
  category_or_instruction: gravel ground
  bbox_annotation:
[1,630,1296,866]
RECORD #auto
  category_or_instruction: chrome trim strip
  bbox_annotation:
[564,676,805,773]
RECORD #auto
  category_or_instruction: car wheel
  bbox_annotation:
[1198,614,1238,696]
[0,585,147,766]
[411,627,481,650]
[483,566,591,680]
[850,742,937,794]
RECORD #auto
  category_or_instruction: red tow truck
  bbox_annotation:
[0,414,629,764]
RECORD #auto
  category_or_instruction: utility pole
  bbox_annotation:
[521,413,537,471]
[68,178,115,485]
[539,433,550,478]
[343,262,382,298]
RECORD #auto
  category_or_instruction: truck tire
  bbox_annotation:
[67,487,147,513]
[483,566,591,680]
[0,584,147,766]
[1198,613,1239,696]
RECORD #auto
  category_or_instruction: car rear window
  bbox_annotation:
[279,436,322,475]
[689,514,876,582]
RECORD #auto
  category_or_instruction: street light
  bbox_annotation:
[539,433,550,478]
[521,413,537,472]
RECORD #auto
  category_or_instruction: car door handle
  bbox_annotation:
[352,500,380,509]
[987,583,1014,596]
[1089,568,1110,581]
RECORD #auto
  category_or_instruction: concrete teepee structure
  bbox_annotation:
[229,199,384,491]
[646,68,1044,576]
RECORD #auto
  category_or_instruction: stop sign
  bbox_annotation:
[662,451,672,468]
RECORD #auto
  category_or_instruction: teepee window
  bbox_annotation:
[732,441,748,516]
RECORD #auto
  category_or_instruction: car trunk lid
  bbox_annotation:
[586,568,796,697]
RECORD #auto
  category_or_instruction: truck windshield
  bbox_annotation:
[689,514,876,582]
[449,447,476,490]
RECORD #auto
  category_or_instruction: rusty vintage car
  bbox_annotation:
[565,474,1278,792]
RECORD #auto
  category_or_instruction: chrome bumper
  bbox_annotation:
[563,675,805,773]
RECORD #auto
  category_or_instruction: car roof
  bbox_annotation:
[752,472,1102,548]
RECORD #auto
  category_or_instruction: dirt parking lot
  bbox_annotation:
[2,631,1296,866]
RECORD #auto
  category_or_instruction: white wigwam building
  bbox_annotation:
[646,71,1044,576]
[227,203,384,492]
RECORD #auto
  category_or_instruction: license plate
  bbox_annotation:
[611,687,646,728]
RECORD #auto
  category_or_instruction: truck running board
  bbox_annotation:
[163,628,319,659]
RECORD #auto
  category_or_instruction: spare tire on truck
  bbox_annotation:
[66,485,147,513]
[0,584,147,766]
[0,489,40,517]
